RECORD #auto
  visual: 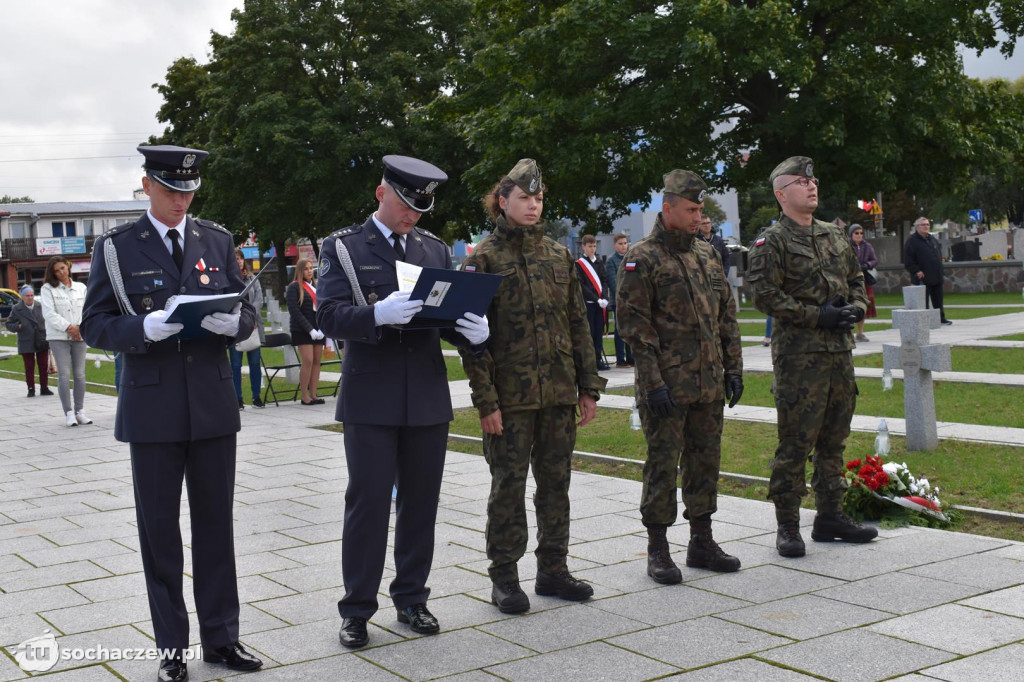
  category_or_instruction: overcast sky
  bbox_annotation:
[3,1,1024,204]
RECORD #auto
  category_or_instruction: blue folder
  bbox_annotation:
[399,267,503,329]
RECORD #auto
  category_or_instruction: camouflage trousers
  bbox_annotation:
[770,351,857,521]
[639,400,724,527]
[482,405,576,582]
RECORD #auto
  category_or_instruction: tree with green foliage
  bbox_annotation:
[151,0,476,302]
[0,195,33,204]
[441,0,1024,233]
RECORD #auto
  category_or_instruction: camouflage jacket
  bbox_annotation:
[746,214,867,356]
[458,217,606,416]
[615,215,742,404]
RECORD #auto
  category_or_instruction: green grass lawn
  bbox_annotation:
[607,372,1024,429]
[992,333,1024,341]
[446,407,1024,518]
[854,346,1024,374]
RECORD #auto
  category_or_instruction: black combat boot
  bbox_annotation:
[812,511,878,543]
[646,525,682,584]
[686,514,740,572]
[775,507,805,557]
[534,571,594,601]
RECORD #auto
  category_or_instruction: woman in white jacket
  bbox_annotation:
[39,255,91,426]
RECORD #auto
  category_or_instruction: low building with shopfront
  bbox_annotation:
[0,200,149,290]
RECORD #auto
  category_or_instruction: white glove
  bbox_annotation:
[143,309,184,342]
[455,312,490,345]
[598,298,609,309]
[310,329,325,341]
[200,303,242,337]
[373,290,423,326]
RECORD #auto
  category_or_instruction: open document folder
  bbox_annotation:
[163,259,271,339]
[393,262,503,329]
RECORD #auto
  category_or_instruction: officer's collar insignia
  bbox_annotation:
[138,229,150,240]
[414,235,422,242]
[191,228,200,238]
[697,189,707,203]
[805,162,813,176]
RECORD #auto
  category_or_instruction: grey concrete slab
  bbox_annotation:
[0,561,111,593]
[901,552,1024,590]
[478,602,647,653]
[239,617,400,666]
[814,570,986,615]
[688,564,844,603]
[589,584,748,626]
[670,658,822,681]
[960,584,1024,618]
[868,603,1024,654]
[245,652,405,681]
[720,593,887,639]
[359,628,533,681]
[919,643,1024,682]
[760,629,956,681]
[609,616,790,669]
[485,640,677,681]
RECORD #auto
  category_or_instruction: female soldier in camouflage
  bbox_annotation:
[458,159,606,613]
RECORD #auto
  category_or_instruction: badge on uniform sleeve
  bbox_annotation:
[463,265,476,272]
[754,237,766,247]
[319,258,330,277]
[624,262,637,272]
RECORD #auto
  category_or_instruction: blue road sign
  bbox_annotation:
[969,209,984,223]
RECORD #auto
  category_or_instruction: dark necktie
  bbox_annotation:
[392,234,405,261]
[167,228,184,272]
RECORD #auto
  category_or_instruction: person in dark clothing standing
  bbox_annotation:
[903,217,951,325]
[605,233,634,367]
[697,217,731,271]
[576,234,610,370]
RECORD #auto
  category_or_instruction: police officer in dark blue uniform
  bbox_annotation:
[81,145,263,682]
[316,155,490,649]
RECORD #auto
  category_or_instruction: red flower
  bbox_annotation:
[865,471,889,491]
[847,459,862,470]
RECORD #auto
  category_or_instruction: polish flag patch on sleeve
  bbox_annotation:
[463,264,476,272]
[624,261,637,271]
[754,237,766,247]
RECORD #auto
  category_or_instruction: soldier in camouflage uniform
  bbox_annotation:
[615,170,745,584]
[746,156,878,558]
[459,159,607,614]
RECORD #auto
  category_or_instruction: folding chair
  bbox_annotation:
[259,332,301,406]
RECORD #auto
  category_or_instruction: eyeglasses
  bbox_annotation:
[778,176,819,190]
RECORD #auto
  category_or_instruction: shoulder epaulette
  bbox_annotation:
[414,226,445,244]
[330,224,363,239]
[195,218,231,235]
[98,222,133,242]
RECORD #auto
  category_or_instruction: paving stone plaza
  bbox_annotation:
[2,309,1024,681]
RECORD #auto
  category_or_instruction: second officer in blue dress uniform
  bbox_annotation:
[316,155,490,649]
[81,145,263,682]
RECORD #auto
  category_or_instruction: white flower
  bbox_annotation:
[910,483,920,494]
[918,478,931,492]
[882,462,900,475]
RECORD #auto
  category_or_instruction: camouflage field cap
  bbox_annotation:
[769,156,814,183]
[662,169,707,204]
[506,158,544,195]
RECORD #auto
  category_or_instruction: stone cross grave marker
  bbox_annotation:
[882,286,951,451]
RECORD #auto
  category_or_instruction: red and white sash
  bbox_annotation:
[576,257,602,296]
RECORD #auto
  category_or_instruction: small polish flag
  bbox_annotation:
[754,237,765,247]
[624,262,636,271]
[463,265,476,272]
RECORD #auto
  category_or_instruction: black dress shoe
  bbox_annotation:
[397,603,440,634]
[40,387,53,395]
[339,617,368,648]
[27,387,35,398]
[202,642,263,671]
[158,657,188,682]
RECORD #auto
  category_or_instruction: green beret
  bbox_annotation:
[769,156,814,183]
[662,169,707,203]
[506,158,544,195]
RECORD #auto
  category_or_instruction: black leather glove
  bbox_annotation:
[817,303,843,329]
[724,374,743,408]
[646,385,677,418]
